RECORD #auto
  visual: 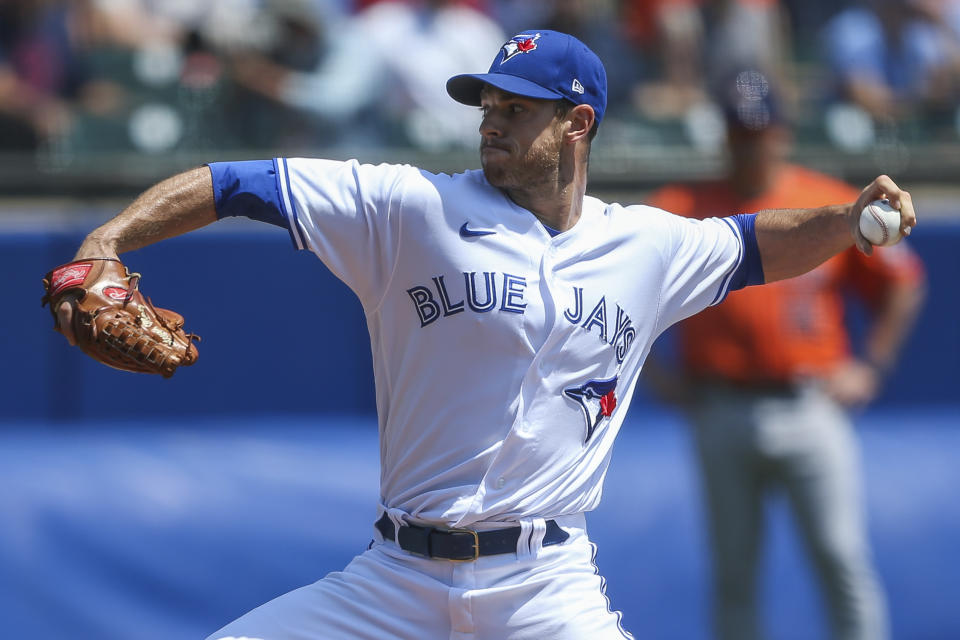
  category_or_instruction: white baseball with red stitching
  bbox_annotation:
[859,199,903,247]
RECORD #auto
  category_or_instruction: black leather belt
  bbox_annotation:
[375,513,570,562]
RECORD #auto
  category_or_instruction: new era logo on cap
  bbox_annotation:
[446,29,608,124]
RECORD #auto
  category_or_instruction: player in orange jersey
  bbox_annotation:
[645,69,926,640]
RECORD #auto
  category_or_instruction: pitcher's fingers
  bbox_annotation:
[897,189,917,236]
[56,302,76,346]
[871,174,900,200]
[849,203,874,256]
[858,174,894,205]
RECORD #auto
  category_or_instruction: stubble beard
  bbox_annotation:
[482,131,563,193]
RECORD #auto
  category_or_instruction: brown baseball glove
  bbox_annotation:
[42,258,200,378]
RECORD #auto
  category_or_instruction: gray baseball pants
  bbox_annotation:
[688,382,888,640]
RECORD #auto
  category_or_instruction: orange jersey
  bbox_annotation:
[647,165,925,384]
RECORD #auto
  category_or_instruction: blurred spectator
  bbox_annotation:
[780,0,847,50]
[220,0,343,148]
[88,0,334,52]
[821,0,960,124]
[0,0,121,151]
[539,0,645,116]
[342,0,505,149]
[487,0,553,34]
[83,0,356,151]
[227,0,393,148]
[231,0,505,149]
[86,0,187,48]
[353,0,489,10]
[702,0,790,88]
[644,69,926,640]
[625,0,790,121]
[624,0,707,120]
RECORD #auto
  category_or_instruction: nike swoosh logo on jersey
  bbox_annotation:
[459,222,496,238]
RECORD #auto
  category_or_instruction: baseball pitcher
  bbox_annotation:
[43,30,917,640]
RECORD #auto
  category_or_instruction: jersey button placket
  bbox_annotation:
[535,244,566,380]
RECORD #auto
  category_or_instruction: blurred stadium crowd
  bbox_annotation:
[1,0,959,169]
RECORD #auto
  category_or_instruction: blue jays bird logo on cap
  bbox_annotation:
[564,376,618,443]
[500,33,540,63]
[446,29,608,123]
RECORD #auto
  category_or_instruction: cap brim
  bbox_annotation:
[446,73,563,106]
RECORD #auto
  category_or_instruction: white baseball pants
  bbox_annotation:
[207,513,634,640]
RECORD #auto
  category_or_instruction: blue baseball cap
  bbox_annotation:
[447,30,607,124]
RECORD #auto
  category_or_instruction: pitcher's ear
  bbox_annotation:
[566,104,595,143]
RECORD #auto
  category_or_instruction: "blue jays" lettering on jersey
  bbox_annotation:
[407,275,637,363]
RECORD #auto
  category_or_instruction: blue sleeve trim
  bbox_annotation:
[208,160,288,229]
[712,218,743,305]
[726,213,765,291]
[274,158,307,250]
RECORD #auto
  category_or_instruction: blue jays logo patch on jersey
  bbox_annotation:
[501,33,540,63]
[564,376,618,444]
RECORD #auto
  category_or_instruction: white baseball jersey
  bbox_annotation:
[209,159,761,529]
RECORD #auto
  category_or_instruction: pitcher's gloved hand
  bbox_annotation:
[42,258,199,378]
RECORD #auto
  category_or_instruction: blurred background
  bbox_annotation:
[1,0,958,638]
